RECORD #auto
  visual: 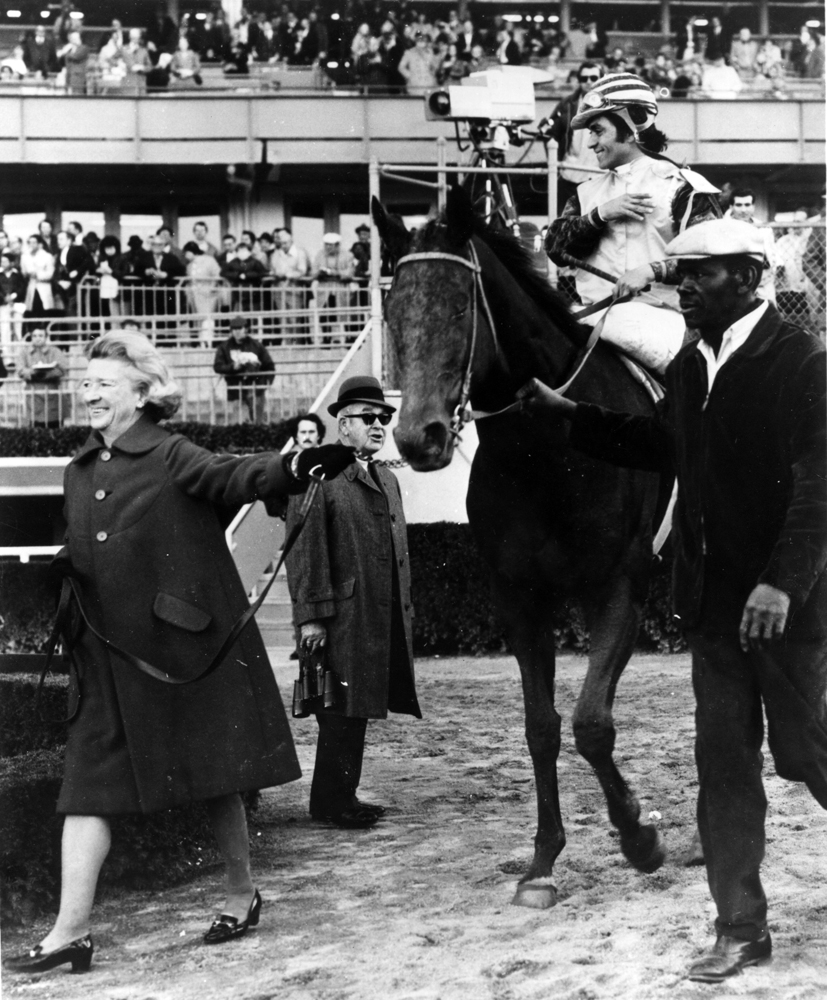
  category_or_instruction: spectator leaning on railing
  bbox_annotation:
[213,314,275,423]
[17,326,68,428]
[397,30,439,94]
[24,24,57,77]
[58,29,90,94]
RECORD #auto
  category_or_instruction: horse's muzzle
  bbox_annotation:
[394,420,453,471]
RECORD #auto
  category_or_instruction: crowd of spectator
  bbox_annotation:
[0,218,374,366]
[0,2,822,95]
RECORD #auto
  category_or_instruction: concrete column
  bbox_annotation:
[44,201,62,230]
[161,203,179,240]
[758,0,770,36]
[103,204,121,240]
[255,187,285,234]
[660,0,671,38]
[560,0,571,37]
[323,199,341,237]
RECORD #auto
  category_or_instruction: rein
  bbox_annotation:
[35,473,326,721]
[393,243,603,437]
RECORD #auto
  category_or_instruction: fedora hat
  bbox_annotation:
[327,376,396,416]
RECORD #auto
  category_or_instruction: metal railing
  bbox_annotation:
[0,347,345,428]
[37,276,372,349]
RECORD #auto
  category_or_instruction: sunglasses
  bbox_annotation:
[345,412,392,426]
[580,74,600,82]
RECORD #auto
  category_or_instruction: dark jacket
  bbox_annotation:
[144,251,186,284]
[213,334,275,388]
[221,255,269,286]
[546,87,584,161]
[570,305,827,636]
[0,266,26,304]
[55,244,92,293]
[284,460,420,720]
[58,415,301,813]
[24,35,57,75]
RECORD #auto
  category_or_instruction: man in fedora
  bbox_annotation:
[519,218,827,983]
[284,376,421,828]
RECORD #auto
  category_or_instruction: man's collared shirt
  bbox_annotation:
[696,298,769,396]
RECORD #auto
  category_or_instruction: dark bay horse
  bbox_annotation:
[372,188,666,908]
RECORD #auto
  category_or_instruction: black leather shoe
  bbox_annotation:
[4,935,93,974]
[310,806,378,828]
[355,799,387,817]
[203,889,262,945]
[687,931,772,982]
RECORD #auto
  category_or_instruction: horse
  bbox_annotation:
[372,186,667,909]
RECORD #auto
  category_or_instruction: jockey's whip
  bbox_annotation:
[556,252,618,284]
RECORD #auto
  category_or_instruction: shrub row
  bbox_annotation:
[0,421,294,458]
[0,674,259,928]
[407,523,686,656]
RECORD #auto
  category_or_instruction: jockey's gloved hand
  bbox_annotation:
[287,444,356,482]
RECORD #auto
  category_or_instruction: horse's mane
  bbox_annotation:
[413,212,590,347]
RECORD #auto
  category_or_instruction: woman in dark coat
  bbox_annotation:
[4,332,353,976]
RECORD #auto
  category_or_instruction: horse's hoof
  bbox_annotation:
[684,829,705,867]
[511,881,558,909]
[621,824,666,874]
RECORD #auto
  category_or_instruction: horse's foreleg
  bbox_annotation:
[574,574,666,874]
[492,579,563,910]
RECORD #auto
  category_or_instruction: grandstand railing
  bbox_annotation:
[61,276,371,349]
[0,342,348,428]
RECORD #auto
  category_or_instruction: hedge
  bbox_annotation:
[0,420,295,458]
[406,523,686,656]
[0,735,259,927]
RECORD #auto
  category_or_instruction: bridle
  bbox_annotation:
[394,243,514,439]
[393,240,605,439]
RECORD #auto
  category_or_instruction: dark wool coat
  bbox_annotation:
[570,304,827,637]
[57,414,301,815]
[284,460,421,720]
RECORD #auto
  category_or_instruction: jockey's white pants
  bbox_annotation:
[582,300,686,374]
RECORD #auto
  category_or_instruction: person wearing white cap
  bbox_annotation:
[312,234,354,344]
[519,216,827,984]
[545,72,721,373]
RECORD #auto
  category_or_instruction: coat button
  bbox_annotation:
[94,489,106,501]
[96,531,108,542]
[100,451,111,462]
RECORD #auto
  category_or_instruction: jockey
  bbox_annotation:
[545,72,722,372]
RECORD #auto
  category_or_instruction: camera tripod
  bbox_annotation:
[459,125,523,237]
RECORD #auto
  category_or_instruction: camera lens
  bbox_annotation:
[428,90,451,117]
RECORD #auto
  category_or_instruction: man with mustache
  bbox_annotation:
[520,218,827,984]
[284,377,421,828]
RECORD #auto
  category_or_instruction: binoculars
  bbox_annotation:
[292,646,337,718]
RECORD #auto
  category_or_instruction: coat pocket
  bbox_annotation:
[332,577,356,602]
[152,592,213,632]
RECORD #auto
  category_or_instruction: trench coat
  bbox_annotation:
[284,460,420,720]
[57,413,301,815]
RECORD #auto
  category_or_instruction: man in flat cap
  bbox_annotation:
[520,218,827,983]
[284,376,420,828]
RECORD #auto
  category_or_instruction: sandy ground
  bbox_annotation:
[2,651,826,1000]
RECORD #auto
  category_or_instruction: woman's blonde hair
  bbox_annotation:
[85,332,182,420]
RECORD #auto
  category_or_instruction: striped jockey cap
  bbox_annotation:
[571,72,661,135]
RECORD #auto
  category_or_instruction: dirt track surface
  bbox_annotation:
[3,652,827,1000]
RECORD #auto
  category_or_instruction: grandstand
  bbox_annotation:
[0,0,824,590]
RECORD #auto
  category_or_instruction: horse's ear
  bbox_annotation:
[445,185,478,246]
[371,197,410,261]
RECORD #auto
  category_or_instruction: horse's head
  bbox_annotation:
[373,187,487,472]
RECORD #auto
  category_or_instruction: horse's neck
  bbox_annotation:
[473,243,578,408]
